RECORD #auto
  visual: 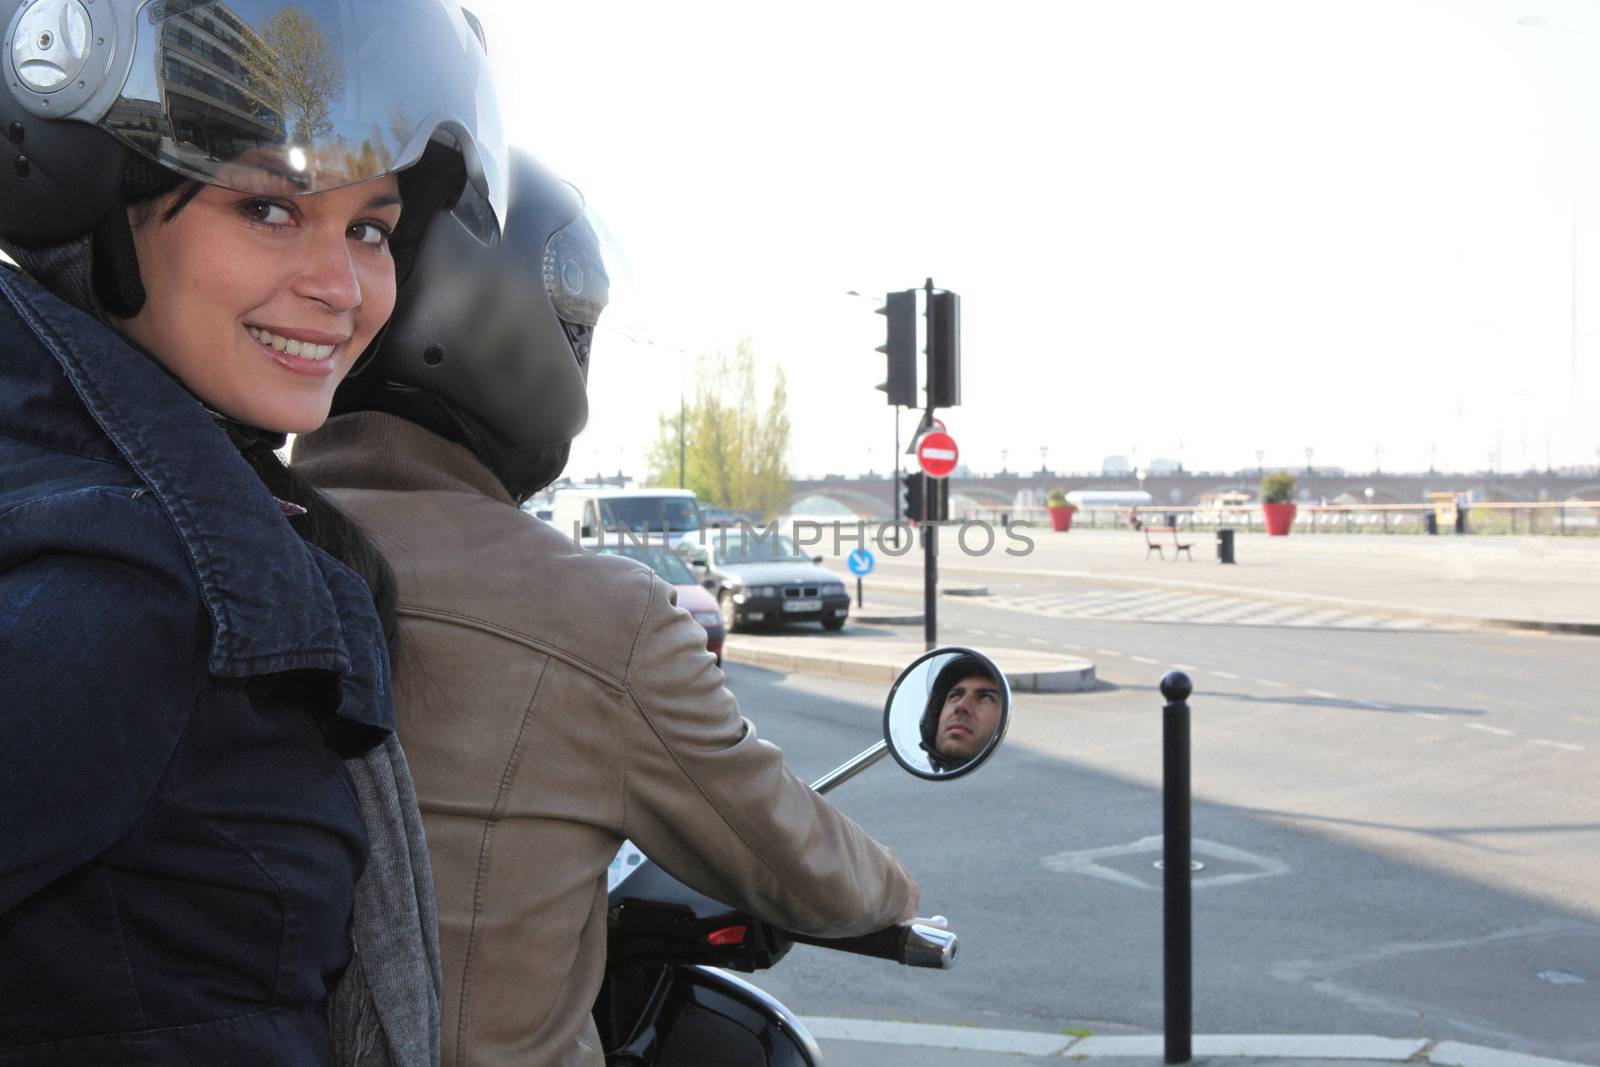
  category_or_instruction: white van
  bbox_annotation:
[550,487,702,543]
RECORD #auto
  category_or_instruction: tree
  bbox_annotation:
[646,339,792,519]
[242,7,343,149]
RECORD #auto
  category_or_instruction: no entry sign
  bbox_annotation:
[916,431,959,479]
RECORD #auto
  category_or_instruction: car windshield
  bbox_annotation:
[717,533,811,565]
[601,545,696,585]
[597,497,701,533]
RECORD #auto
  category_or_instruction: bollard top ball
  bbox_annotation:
[1160,670,1193,703]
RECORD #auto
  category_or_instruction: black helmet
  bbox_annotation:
[330,148,608,502]
[0,0,505,316]
[919,653,997,771]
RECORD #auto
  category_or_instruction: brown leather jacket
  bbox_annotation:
[295,413,918,1067]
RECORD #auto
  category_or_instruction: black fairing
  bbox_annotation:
[607,859,792,973]
[596,965,817,1067]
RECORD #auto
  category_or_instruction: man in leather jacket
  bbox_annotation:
[294,152,920,1066]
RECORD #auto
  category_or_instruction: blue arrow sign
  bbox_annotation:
[847,549,875,577]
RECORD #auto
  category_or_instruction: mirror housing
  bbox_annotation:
[883,647,1010,781]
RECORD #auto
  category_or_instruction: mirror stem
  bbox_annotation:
[809,740,890,796]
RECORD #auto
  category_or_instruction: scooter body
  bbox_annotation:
[595,646,1009,1066]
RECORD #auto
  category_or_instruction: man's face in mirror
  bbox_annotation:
[935,674,1002,764]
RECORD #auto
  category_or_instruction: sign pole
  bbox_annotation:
[856,576,863,609]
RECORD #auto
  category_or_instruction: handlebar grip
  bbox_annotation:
[786,921,958,969]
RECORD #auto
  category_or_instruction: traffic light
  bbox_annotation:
[901,471,924,524]
[927,290,960,408]
[900,471,949,524]
[875,289,917,407]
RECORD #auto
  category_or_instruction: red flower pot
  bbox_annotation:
[1262,501,1297,536]
[1048,505,1075,532]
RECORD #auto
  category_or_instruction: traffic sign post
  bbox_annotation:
[912,428,960,651]
[847,549,875,608]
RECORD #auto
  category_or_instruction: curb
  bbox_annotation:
[854,613,925,626]
[799,1019,1596,1067]
[723,643,1097,693]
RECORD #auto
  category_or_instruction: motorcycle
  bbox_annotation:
[595,646,1011,1066]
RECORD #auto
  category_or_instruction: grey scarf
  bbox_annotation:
[329,734,443,1067]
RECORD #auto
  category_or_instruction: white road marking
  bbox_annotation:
[1094,648,1122,657]
[1466,723,1515,737]
[1259,679,1287,688]
[1306,689,1340,700]
[1417,712,1447,721]
[1130,655,1159,665]
[1531,738,1584,752]
[1211,670,1241,680]
[1026,636,1050,645]
[968,627,990,636]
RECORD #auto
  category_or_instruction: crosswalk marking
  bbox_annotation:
[972,588,1462,632]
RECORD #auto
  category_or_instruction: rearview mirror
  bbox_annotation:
[883,647,1010,780]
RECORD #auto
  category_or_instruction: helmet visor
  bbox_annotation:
[83,0,503,219]
[543,211,608,328]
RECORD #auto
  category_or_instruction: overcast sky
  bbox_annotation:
[466,0,1600,480]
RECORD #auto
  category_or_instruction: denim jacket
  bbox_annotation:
[0,268,407,1065]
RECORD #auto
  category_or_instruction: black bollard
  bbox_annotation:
[1160,670,1193,1064]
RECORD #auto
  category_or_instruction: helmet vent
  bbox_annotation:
[423,345,445,367]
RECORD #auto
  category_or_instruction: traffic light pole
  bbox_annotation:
[922,278,938,652]
[892,408,902,550]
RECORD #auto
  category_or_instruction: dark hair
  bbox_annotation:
[123,172,400,648]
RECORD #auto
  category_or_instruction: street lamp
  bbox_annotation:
[1039,446,1049,474]
[1255,449,1264,476]
[1304,447,1314,475]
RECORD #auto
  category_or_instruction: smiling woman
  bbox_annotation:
[114,177,403,434]
[0,0,505,1062]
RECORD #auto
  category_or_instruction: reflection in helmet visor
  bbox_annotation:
[544,216,608,327]
[88,0,504,222]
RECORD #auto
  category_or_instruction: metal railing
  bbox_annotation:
[954,502,1600,536]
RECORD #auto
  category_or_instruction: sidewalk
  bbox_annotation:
[807,1023,1595,1067]
[814,528,1600,634]
[722,628,1096,691]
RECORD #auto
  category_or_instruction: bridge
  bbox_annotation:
[787,470,1600,519]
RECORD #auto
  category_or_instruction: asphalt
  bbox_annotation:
[804,525,1600,635]
[717,528,1600,1067]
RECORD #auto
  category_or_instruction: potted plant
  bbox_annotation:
[1046,489,1077,532]
[1260,470,1297,536]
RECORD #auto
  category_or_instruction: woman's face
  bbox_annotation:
[115,175,403,434]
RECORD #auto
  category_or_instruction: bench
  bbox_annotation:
[1143,525,1194,561]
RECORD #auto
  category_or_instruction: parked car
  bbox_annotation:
[682,530,850,633]
[596,543,725,666]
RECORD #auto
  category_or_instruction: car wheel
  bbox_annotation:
[719,592,739,633]
[821,616,845,632]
